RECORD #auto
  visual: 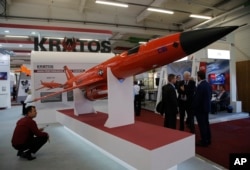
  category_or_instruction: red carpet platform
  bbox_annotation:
[57,109,195,170]
[58,109,192,150]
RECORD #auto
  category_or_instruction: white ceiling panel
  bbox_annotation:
[0,0,249,67]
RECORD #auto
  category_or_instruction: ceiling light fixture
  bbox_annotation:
[44,37,64,40]
[95,0,128,8]
[4,30,10,33]
[5,35,29,38]
[190,14,212,20]
[147,8,174,14]
[79,39,99,41]
[138,42,147,44]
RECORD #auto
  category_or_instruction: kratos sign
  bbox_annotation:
[34,37,111,53]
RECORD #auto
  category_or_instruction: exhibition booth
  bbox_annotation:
[135,41,242,114]
[1,1,250,169]
[3,27,243,170]
[28,51,195,170]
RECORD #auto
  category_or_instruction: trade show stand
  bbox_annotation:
[56,109,195,170]
[0,54,11,108]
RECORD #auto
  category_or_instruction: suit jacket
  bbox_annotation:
[217,91,228,101]
[216,91,229,107]
[193,80,212,114]
[162,83,178,115]
[177,80,196,105]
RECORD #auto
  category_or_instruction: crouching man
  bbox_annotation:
[11,106,49,160]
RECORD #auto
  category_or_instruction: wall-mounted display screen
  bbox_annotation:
[208,73,225,85]
[0,72,7,80]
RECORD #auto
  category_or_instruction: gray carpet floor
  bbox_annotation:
[1,103,248,170]
[0,106,128,170]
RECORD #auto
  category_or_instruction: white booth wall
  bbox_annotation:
[0,54,11,108]
[30,51,113,124]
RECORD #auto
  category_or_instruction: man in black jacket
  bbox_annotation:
[162,74,178,129]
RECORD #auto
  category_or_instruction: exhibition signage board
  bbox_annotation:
[0,54,11,108]
[16,73,31,103]
[33,63,91,103]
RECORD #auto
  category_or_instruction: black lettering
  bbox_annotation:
[88,41,100,52]
[34,37,47,51]
[78,40,88,52]
[34,37,39,51]
[101,41,111,53]
[34,37,111,53]
[49,39,61,51]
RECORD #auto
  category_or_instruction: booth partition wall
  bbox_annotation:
[236,60,250,113]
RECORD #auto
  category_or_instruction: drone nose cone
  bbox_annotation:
[180,26,239,55]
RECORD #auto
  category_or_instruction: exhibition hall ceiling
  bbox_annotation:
[0,0,250,68]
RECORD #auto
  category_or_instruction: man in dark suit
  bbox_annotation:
[177,71,196,133]
[211,85,228,113]
[193,70,212,147]
[174,75,181,90]
[162,74,178,129]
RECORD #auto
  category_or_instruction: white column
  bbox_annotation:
[228,33,242,112]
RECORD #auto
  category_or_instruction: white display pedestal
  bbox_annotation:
[56,110,195,170]
[73,67,134,128]
[105,67,134,128]
[73,87,95,116]
[231,101,242,112]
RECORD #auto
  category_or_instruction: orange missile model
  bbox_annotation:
[35,80,63,91]
[31,26,239,102]
[15,65,31,76]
